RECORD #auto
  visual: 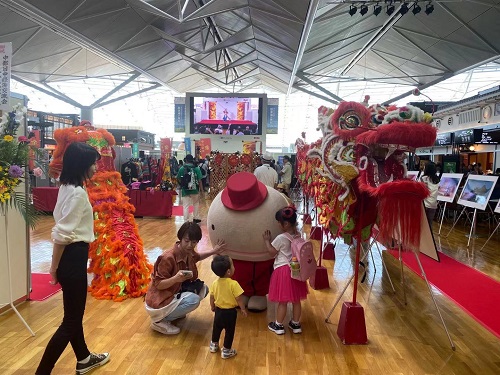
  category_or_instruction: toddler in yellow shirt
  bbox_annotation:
[209,255,248,359]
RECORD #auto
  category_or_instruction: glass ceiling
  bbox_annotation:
[11,61,500,149]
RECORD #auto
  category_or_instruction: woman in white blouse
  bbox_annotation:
[36,142,110,375]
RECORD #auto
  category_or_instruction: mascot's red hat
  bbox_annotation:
[221,172,267,211]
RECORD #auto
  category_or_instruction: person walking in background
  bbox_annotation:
[177,154,203,223]
[279,155,292,196]
[36,143,110,375]
[209,255,247,359]
[421,162,441,227]
[263,206,308,336]
[254,152,278,188]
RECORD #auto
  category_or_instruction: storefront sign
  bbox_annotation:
[434,132,453,146]
[132,143,139,158]
[0,42,12,111]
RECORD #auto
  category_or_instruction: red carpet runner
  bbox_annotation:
[30,273,61,301]
[172,206,193,217]
[387,250,500,338]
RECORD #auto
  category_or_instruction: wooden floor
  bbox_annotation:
[1,198,500,375]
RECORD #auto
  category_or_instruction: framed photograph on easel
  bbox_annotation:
[437,173,463,203]
[457,175,499,211]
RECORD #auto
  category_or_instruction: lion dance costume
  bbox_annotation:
[297,99,437,250]
[49,122,152,301]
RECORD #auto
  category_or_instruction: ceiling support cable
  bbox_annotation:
[12,75,83,108]
[89,72,141,108]
[293,84,338,104]
[296,71,342,103]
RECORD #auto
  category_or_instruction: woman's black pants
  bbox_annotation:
[36,242,91,375]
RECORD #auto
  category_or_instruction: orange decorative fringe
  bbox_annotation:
[49,124,152,301]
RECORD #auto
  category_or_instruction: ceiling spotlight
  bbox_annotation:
[412,2,421,15]
[400,3,409,15]
[374,3,382,16]
[349,5,357,16]
[469,145,475,152]
[425,2,434,15]
[387,4,395,15]
[360,4,369,15]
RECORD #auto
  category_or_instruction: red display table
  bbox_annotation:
[32,187,175,218]
[127,190,175,218]
[33,187,59,212]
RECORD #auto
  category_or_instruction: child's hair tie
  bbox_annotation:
[281,206,296,219]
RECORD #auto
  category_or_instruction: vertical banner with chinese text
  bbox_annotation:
[184,137,191,155]
[174,97,186,133]
[0,42,12,111]
[266,98,279,134]
[197,138,212,158]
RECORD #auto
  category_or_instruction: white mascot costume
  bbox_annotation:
[207,172,289,311]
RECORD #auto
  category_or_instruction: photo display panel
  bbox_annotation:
[190,95,263,135]
[437,173,463,203]
[457,175,499,211]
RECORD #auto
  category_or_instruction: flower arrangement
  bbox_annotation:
[0,103,38,226]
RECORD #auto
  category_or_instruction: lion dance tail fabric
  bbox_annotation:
[49,124,152,301]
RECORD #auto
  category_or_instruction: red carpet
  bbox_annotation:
[388,249,500,338]
[30,273,61,301]
[172,206,193,216]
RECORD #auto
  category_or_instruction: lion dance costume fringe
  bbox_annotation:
[49,123,152,301]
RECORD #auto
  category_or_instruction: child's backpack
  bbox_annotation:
[284,233,317,281]
[180,166,198,191]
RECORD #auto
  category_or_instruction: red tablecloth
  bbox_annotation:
[33,187,59,212]
[127,190,174,218]
[32,187,175,218]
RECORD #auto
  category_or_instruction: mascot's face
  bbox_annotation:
[207,187,289,262]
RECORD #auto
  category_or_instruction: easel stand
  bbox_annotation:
[410,249,455,350]
[1,208,35,336]
[438,202,447,236]
[479,220,500,251]
[444,205,469,238]
[465,208,478,249]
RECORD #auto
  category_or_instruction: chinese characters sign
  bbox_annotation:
[174,97,186,133]
[266,98,279,134]
[0,42,12,111]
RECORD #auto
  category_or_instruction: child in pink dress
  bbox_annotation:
[263,206,308,335]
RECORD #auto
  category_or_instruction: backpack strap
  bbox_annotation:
[283,232,301,242]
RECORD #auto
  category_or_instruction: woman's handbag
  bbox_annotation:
[179,279,205,295]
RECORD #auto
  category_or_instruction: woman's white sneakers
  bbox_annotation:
[151,321,180,335]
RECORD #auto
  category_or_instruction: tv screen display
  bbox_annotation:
[189,95,264,135]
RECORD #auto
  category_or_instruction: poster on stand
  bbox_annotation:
[407,171,419,181]
[0,42,12,111]
[242,141,256,154]
[437,173,463,203]
[197,138,211,158]
[457,174,498,210]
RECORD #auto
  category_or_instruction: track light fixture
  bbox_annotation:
[349,4,357,16]
[386,3,395,16]
[425,2,434,15]
[412,2,421,14]
[400,2,409,15]
[360,4,369,15]
[374,3,382,16]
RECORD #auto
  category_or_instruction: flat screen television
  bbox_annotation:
[186,93,267,136]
